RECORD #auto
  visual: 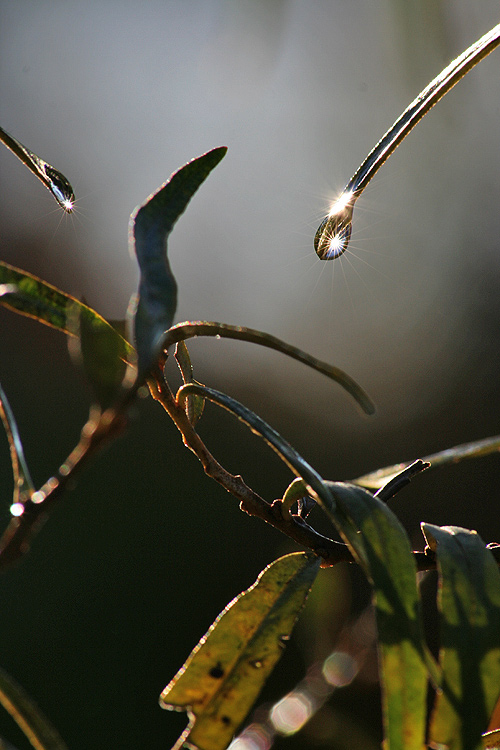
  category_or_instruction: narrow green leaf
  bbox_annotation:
[422,524,500,750]
[131,147,227,376]
[160,552,320,750]
[0,383,34,509]
[0,261,134,363]
[353,434,500,491]
[68,303,133,410]
[0,666,68,750]
[176,383,341,520]
[0,124,75,212]
[322,482,433,750]
[163,321,375,415]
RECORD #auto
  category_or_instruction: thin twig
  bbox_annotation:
[0,404,128,571]
[147,367,354,565]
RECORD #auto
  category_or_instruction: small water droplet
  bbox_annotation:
[250,659,263,669]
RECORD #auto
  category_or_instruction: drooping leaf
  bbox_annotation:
[422,524,500,750]
[353,434,500,491]
[0,382,34,509]
[68,302,133,410]
[175,383,341,520]
[0,124,75,212]
[0,261,134,363]
[131,147,227,377]
[163,320,375,415]
[160,552,320,750]
[321,481,434,750]
[0,665,68,750]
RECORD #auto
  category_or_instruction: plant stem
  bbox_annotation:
[0,405,128,571]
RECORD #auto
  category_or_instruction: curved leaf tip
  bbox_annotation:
[131,147,227,376]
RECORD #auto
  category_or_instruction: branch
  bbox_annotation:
[147,366,353,566]
[0,404,128,572]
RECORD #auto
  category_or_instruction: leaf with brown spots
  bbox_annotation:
[159,552,320,750]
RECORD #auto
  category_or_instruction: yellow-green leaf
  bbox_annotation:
[160,552,320,750]
[423,524,500,750]
[323,482,432,750]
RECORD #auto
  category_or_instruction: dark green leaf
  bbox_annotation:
[176,383,339,519]
[68,303,133,410]
[422,524,500,750]
[164,320,375,415]
[131,147,227,376]
[176,377,435,750]
[0,261,134,363]
[353,434,500,491]
[160,552,320,750]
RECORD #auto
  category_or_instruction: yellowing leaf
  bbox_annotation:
[160,552,320,750]
[423,524,500,750]
[322,482,433,750]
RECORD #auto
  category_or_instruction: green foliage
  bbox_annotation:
[322,482,432,750]
[0,261,134,363]
[131,147,227,377]
[160,553,320,750]
[1,27,500,747]
[423,525,500,750]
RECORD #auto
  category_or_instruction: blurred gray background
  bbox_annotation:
[0,2,499,749]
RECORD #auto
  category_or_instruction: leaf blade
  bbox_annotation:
[0,261,134,363]
[68,303,132,410]
[160,552,320,750]
[131,147,227,376]
[353,434,500,491]
[322,482,432,750]
[164,321,374,415]
[0,124,75,212]
[423,524,500,750]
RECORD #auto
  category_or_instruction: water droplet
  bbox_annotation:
[314,193,354,261]
[250,659,263,669]
[44,166,75,213]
